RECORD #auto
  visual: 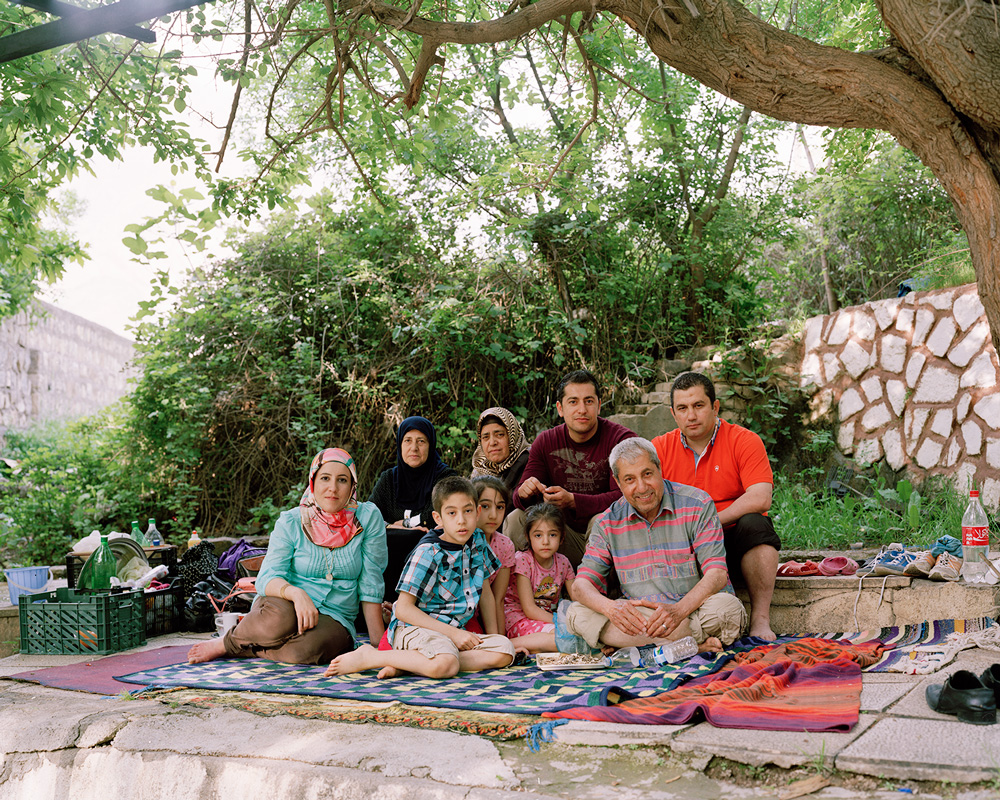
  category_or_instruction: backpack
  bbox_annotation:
[218,538,268,582]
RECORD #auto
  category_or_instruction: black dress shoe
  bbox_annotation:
[926,670,997,725]
[981,664,1000,704]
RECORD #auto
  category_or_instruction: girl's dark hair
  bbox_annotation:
[471,474,511,510]
[522,503,565,551]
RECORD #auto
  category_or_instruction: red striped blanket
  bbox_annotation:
[544,638,884,731]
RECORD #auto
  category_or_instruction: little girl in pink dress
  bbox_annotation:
[503,503,576,653]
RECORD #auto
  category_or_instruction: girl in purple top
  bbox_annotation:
[504,503,577,652]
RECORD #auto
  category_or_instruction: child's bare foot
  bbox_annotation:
[376,665,399,679]
[187,638,227,664]
[325,643,379,676]
[698,636,723,653]
[381,601,393,626]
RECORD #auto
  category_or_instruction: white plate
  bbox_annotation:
[535,652,606,671]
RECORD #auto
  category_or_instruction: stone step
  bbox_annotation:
[737,574,999,634]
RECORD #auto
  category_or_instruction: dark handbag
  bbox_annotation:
[178,541,220,597]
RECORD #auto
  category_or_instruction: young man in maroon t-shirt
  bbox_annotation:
[507,369,635,567]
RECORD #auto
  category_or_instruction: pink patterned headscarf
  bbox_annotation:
[299,448,361,549]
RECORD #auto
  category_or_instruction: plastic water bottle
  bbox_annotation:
[960,490,990,583]
[130,519,150,547]
[124,564,170,589]
[604,636,699,669]
[188,530,201,549]
[603,647,641,668]
[147,518,162,547]
[646,635,699,666]
[90,533,118,591]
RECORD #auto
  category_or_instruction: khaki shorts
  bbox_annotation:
[392,625,516,663]
[566,592,747,648]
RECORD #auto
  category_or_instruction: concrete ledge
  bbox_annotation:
[737,576,999,634]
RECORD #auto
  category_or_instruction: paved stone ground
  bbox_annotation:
[3,625,1000,800]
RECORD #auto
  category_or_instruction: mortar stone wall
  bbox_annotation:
[0,301,136,430]
[799,283,1000,508]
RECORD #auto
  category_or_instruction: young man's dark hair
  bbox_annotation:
[670,371,716,406]
[555,369,602,403]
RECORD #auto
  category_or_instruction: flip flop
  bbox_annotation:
[776,560,821,577]
[818,556,859,576]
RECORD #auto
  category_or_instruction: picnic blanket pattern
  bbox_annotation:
[133,687,541,741]
[116,649,738,716]
[832,616,996,672]
[544,637,881,731]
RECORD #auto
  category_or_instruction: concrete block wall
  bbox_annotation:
[0,301,136,429]
[799,283,1000,508]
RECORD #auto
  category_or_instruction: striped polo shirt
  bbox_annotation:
[577,480,731,604]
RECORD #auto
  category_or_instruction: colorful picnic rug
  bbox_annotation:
[834,615,996,672]
[132,687,542,741]
[544,637,881,731]
[6,645,191,694]
[115,645,740,716]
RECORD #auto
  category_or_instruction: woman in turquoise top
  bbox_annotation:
[187,448,388,665]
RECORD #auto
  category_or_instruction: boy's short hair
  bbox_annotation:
[432,475,478,513]
[471,474,511,509]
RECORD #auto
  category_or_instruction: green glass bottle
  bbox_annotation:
[90,533,117,591]
[130,519,150,547]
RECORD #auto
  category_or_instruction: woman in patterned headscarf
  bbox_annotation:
[187,448,388,666]
[470,407,531,492]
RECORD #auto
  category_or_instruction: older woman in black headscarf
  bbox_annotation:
[368,416,456,531]
[470,407,530,492]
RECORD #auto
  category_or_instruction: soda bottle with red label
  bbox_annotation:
[959,489,990,583]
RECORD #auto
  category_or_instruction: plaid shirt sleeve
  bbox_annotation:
[395,542,438,600]
[476,530,502,577]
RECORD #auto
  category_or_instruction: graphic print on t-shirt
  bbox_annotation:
[550,447,609,494]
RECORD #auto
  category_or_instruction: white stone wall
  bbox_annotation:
[800,283,1000,508]
[0,301,136,430]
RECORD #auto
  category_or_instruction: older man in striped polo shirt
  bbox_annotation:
[561,437,747,653]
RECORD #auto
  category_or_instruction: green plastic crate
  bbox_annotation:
[19,587,147,655]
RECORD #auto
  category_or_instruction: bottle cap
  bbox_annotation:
[971,490,980,497]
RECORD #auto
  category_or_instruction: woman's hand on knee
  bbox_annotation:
[289,588,319,633]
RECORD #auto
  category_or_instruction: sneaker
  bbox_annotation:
[872,547,917,576]
[903,551,936,577]
[928,552,962,581]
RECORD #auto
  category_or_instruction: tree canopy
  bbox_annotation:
[173,0,998,350]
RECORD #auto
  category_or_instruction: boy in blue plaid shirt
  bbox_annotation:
[327,476,516,679]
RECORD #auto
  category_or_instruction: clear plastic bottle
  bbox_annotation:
[130,519,150,547]
[647,635,699,666]
[124,564,170,589]
[603,647,641,668]
[187,530,201,549]
[89,533,118,591]
[146,518,162,547]
[960,490,990,583]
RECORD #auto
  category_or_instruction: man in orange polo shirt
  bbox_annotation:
[651,372,780,640]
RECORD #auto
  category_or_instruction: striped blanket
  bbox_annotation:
[544,638,883,731]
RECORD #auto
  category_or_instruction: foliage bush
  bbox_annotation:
[113,188,777,536]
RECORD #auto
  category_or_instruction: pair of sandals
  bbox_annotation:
[776,556,859,577]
